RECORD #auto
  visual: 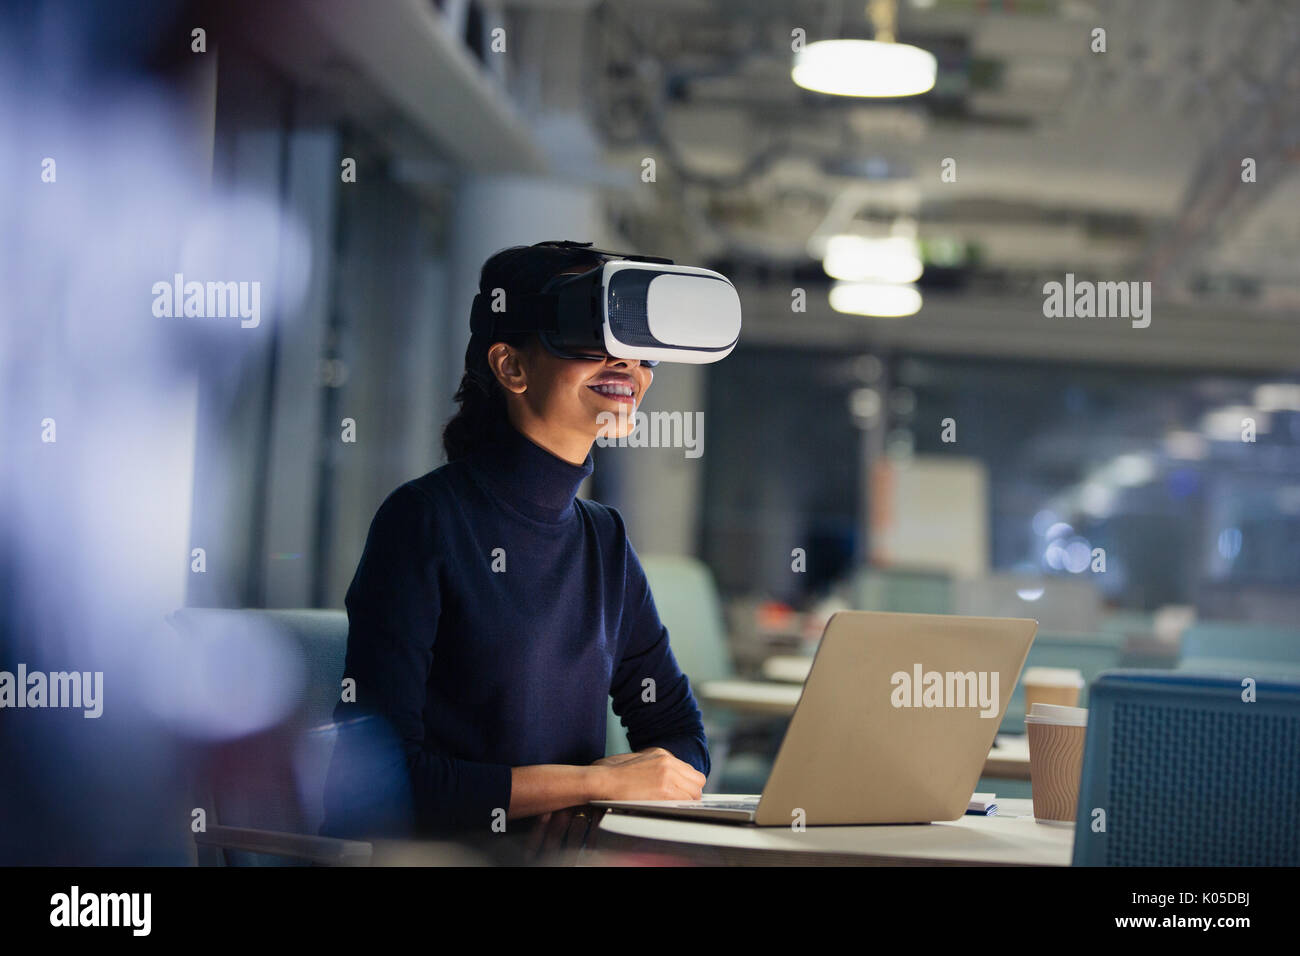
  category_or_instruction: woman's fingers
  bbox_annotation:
[526,811,553,856]
[669,767,704,800]
[593,746,710,801]
[677,777,704,800]
[656,753,706,799]
[542,807,574,854]
[673,762,707,796]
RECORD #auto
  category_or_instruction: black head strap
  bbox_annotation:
[471,241,676,338]
[470,291,558,337]
[535,239,674,265]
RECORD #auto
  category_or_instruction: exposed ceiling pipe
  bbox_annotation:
[1139,25,1300,303]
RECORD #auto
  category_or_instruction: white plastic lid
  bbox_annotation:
[1024,702,1088,726]
[1022,666,1086,687]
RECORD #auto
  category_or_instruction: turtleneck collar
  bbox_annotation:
[464,423,594,524]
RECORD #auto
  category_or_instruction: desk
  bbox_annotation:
[585,798,1072,866]
[985,734,1031,779]
[760,654,814,683]
[699,678,802,715]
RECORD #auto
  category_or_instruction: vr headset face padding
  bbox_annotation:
[470,256,741,366]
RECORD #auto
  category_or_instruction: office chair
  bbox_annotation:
[167,607,371,866]
[607,555,771,792]
[1178,621,1300,679]
[1072,670,1300,866]
[850,567,952,615]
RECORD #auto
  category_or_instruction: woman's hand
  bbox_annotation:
[589,746,706,801]
[525,807,590,859]
[591,751,640,768]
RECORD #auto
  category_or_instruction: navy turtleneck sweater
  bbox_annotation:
[321,423,710,838]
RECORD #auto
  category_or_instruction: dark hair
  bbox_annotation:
[442,242,605,462]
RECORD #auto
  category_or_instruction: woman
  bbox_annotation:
[321,240,709,848]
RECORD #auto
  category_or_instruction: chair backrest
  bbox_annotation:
[1194,582,1300,626]
[1073,670,1300,866]
[1179,621,1300,678]
[638,555,733,685]
[998,631,1124,735]
[606,556,731,755]
[167,607,349,864]
[1098,610,1155,642]
[953,573,1100,634]
[850,567,952,615]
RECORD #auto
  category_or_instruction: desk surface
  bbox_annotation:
[700,678,803,714]
[761,655,814,683]
[590,798,1072,866]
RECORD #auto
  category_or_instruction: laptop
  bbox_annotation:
[592,610,1036,825]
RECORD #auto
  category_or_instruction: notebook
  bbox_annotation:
[966,793,998,815]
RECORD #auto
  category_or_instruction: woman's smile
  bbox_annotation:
[586,372,639,406]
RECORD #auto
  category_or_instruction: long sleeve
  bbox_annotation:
[609,539,712,777]
[330,483,512,835]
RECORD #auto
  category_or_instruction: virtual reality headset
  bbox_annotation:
[470,241,741,366]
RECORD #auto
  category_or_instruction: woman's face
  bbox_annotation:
[497,339,653,442]
[488,262,653,443]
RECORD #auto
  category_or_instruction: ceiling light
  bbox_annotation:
[823,235,924,283]
[830,281,922,317]
[792,39,937,99]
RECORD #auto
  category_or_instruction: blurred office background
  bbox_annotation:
[4,0,1300,863]
[163,0,1300,620]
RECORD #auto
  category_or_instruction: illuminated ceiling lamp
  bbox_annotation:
[823,235,923,283]
[829,281,923,318]
[791,0,936,98]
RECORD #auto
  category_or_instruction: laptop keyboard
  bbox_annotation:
[693,798,760,810]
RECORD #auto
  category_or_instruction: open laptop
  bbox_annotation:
[592,610,1036,825]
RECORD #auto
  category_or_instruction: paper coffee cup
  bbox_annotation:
[1022,666,1085,711]
[1025,703,1087,823]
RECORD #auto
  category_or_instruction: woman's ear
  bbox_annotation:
[487,342,528,394]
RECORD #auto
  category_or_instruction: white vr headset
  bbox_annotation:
[470,242,742,366]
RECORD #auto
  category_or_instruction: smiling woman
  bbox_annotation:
[320,241,709,848]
